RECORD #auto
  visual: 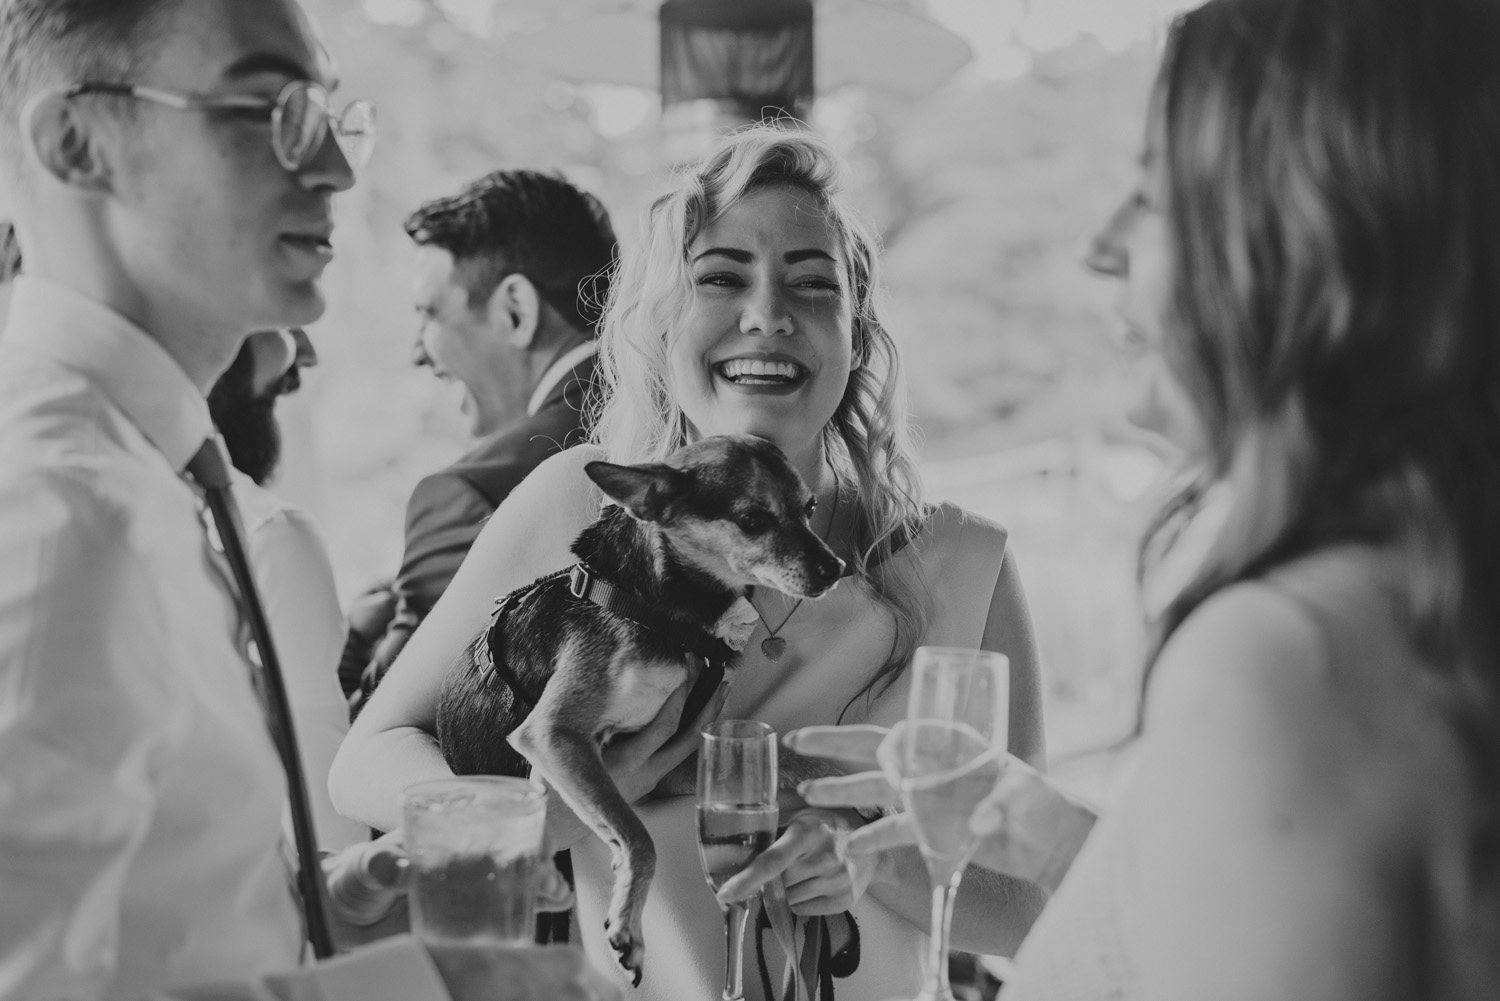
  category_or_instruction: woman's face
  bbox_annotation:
[672,184,855,474]
[1088,123,1205,455]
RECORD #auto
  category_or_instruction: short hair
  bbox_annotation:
[0,0,177,175]
[403,169,618,335]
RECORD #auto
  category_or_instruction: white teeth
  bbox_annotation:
[718,358,803,381]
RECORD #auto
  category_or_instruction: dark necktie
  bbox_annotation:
[185,436,336,960]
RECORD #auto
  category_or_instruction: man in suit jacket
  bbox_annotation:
[343,170,616,707]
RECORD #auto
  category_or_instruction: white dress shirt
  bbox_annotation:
[234,474,366,853]
[525,340,597,417]
[0,278,302,1001]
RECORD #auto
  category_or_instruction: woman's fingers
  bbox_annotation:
[783,725,888,767]
[656,676,730,763]
[798,770,899,810]
[324,835,412,927]
[643,683,691,745]
[535,858,577,913]
[605,683,690,772]
[715,816,823,904]
[362,829,411,888]
[841,812,917,858]
[783,872,854,914]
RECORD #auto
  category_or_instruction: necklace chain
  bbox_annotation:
[751,480,841,659]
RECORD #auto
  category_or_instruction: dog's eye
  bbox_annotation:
[804,498,818,518]
[736,511,771,534]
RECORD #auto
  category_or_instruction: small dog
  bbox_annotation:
[435,434,845,983]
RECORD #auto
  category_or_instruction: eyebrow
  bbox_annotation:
[222,52,337,90]
[693,247,752,264]
[691,247,838,265]
[785,249,837,265]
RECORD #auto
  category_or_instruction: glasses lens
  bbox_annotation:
[334,100,376,168]
[274,82,329,170]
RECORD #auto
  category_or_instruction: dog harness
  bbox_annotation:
[473,564,859,999]
[475,561,736,727]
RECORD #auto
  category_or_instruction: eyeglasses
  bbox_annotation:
[64,79,376,172]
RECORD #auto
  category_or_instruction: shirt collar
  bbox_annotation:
[3,276,214,471]
[527,340,598,417]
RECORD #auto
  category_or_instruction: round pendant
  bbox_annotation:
[760,636,787,661]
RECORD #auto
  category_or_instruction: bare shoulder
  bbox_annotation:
[470,444,605,562]
[1124,578,1435,998]
[1145,572,1451,819]
[1144,581,1327,738]
[513,442,607,503]
[925,499,1010,551]
[1142,580,1405,817]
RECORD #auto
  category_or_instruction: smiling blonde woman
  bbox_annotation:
[331,126,1049,1000]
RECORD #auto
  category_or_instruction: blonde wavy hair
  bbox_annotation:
[592,124,928,709]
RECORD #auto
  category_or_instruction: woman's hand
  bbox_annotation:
[786,725,1098,894]
[604,676,729,803]
[714,808,884,916]
[544,676,729,850]
[324,830,412,934]
[323,831,578,951]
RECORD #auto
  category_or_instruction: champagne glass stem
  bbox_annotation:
[720,900,750,1000]
[918,868,964,1001]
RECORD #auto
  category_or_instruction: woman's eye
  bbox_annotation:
[795,276,841,293]
[696,272,743,288]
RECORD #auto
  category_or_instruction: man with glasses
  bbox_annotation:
[0,2,615,999]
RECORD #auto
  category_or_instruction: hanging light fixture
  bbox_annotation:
[659,0,814,122]
[493,0,970,157]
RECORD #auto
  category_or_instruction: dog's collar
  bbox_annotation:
[476,562,734,732]
[566,562,731,666]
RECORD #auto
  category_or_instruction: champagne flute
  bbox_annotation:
[698,719,779,1001]
[877,647,1009,1001]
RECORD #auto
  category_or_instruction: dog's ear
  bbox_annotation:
[585,461,691,523]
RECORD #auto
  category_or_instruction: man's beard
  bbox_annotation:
[208,350,284,486]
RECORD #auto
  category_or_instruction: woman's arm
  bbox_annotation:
[328,448,602,833]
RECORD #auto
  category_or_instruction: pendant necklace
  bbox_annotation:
[752,481,841,662]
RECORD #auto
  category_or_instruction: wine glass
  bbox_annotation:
[698,719,779,1001]
[877,647,1009,1001]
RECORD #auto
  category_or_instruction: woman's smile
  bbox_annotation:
[712,353,812,392]
[673,184,854,467]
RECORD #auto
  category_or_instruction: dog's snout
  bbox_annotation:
[818,551,845,584]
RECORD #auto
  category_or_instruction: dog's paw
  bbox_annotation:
[604,915,645,987]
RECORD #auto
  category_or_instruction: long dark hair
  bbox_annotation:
[1142,0,1500,766]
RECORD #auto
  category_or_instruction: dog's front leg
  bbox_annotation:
[511,672,655,985]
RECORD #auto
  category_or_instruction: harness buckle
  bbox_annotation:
[569,563,592,600]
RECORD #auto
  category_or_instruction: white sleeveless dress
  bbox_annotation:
[567,499,1015,1001]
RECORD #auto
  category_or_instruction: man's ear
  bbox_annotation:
[487,272,541,349]
[25,93,114,193]
[585,461,691,523]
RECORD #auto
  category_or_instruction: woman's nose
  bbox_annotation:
[411,338,432,367]
[740,282,794,337]
[1085,200,1132,278]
